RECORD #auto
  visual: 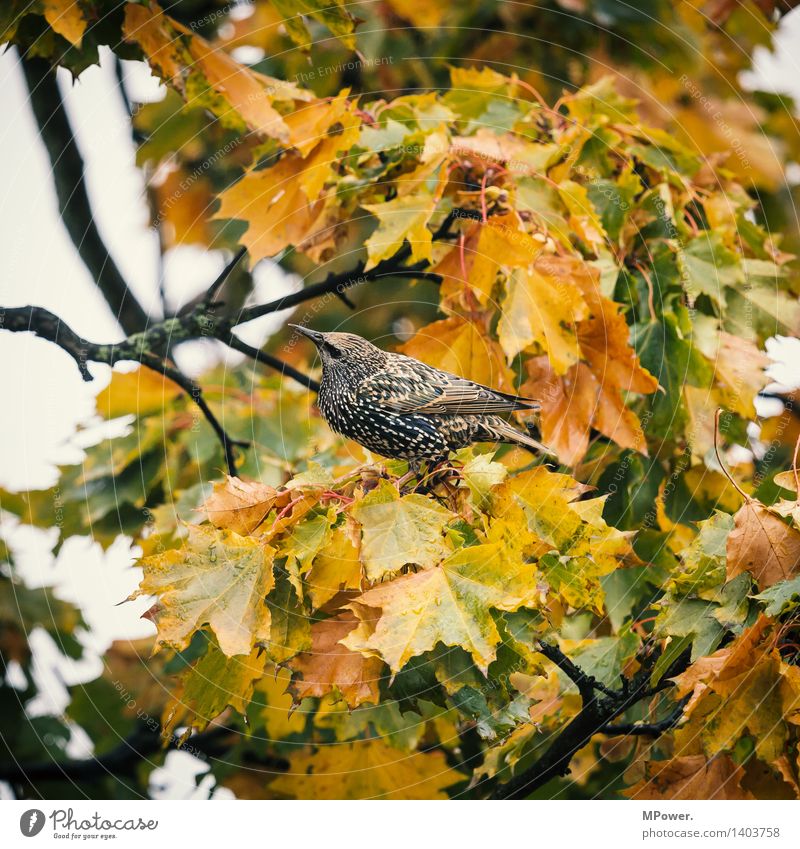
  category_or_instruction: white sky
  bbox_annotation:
[3,14,800,796]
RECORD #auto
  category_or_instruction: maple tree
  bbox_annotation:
[3,0,800,801]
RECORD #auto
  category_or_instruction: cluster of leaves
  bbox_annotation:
[4,0,800,800]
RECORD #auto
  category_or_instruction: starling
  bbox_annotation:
[291,325,551,464]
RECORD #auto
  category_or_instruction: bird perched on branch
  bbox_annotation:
[290,325,551,465]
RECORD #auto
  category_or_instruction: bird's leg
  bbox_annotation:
[413,458,460,493]
[396,460,422,492]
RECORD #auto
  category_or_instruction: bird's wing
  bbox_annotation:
[357,357,539,416]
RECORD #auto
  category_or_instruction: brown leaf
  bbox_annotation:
[201,476,283,536]
[287,612,383,708]
[727,500,800,589]
[626,754,753,800]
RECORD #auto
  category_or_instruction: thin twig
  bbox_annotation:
[138,352,248,477]
[714,408,750,501]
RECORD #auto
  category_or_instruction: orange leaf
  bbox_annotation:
[727,500,800,589]
[399,316,516,394]
[626,754,752,800]
[287,612,382,708]
[201,476,283,536]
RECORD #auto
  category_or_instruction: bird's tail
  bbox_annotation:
[482,417,555,457]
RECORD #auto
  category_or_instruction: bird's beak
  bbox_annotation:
[289,324,324,345]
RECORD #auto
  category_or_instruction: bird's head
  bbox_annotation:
[289,326,388,377]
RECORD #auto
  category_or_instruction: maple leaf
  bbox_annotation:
[498,265,589,372]
[362,193,438,269]
[162,640,266,737]
[201,476,284,536]
[671,617,800,762]
[521,257,657,463]
[435,214,542,306]
[493,466,632,611]
[306,521,363,609]
[349,480,454,580]
[726,499,800,589]
[214,153,336,262]
[124,2,308,142]
[288,612,383,708]
[269,739,462,799]
[343,543,540,673]
[626,754,752,800]
[133,525,275,657]
[400,316,516,394]
[43,0,87,46]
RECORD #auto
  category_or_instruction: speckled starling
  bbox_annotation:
[291,325,551,464]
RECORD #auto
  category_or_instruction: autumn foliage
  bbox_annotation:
[4,0,800,800]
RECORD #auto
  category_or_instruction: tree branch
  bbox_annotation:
[599,699,688,737]
[21,57,150,335]
[487,641,692,800]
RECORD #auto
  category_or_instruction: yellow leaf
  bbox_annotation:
[343,543,539,673]
[498,265,589,371]
[257,665,307,739]
[124,2,311,143]
[362,193,437,269]
[270,739,462,799]
[162,640,266,737]
[349,480,454,581]
[96,367,182,419]
[215,153,334,261]
[134,525,275,657]
[184,35,292,142]
[436,214,541,306]
[122,2,191,85]
[285,91,354,157]
[307,521,363,609]
[288,612,382,708]
[43,0,87,46]
[297,106,361,200]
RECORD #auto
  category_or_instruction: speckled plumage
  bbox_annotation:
[291,326,551,463]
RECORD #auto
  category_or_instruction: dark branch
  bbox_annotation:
[236,259,441,325]
[202,247,247,307]
[138,352,248,477]
[21,57,150,335]
[232,205,467,326]
[534,640,618,700]
[600,699,688,737]
[0,722,287,786]
[487,641,692,800]
[1,306,247,476]
[226,333,320,393]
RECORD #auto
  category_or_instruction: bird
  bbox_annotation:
[290,325,551,466]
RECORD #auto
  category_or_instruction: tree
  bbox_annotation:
[2,0,800,800]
